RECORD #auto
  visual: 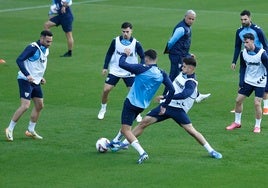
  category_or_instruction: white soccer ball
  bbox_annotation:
[96,138,110,153]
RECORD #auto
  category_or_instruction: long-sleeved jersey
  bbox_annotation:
[232,23,268,64]
[17,41,49,85]
[103,36,145,74]
[167,19,192,57]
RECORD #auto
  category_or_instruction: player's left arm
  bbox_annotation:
[256,29,268,52]
[172,80,196,100]
[161,71,175,107]
[16,45,36,77]
[167,27,184,49]
[261,51,268,70]
[136,41,145,64]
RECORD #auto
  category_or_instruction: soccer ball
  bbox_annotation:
[96,138,110,153]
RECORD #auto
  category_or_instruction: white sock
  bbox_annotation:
[235,112,242,124]
[263,99,268,108]
[131,140,145,155]
[255,119,261,128]
[101,103,107,110]
[203,142,214,153]
[8,120,16,131]
[112,130,124,142]
[28,121,36,132]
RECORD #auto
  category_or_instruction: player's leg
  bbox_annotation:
[6,80,32,141]
[182,123,222,159]
[25,97,44,139]
[44,20,56,30]
[262,84,268,115]
[253,87,265,133]
[227,84,252,130]
[60,15,74,57]
[97,74,119,120]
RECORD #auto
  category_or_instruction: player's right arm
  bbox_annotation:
[16,45,36,78]
[231,29,242,70]
[102,39,116,75]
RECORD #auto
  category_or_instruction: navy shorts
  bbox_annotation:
[121,98,144,126]
[147,104,191,125]
[18,79,43,100]
[50,14,73,32]
[105,74,134,87]
[239,82,265,98]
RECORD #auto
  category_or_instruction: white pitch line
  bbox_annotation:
[0,0,107,13]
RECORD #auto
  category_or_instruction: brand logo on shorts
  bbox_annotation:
[24,92,30,98]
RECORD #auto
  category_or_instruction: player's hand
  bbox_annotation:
[102,69,108,76]
[41,78,46,85]
[61,6,66,14]
[158,106,166,115]
[27,75,34,83]
[155,95,164,103]
[124,48,131,56]
[231,63,236,70]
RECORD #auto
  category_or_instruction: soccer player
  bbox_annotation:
[108,48,175,164]
[44,0,74,57]
[97,22,145,122]
[5,30,53,141]
[231,10,268,114]
[227,33,268,133]
[164,9,210,103]
[112,57,222,161]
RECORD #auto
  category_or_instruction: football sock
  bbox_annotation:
[234,112,242,124]
[113,130,123,142]
[101,103,107,110]
[263,99,268,108]
[131,140,145,155]
[255,119,261,128]
[8,120,16,131]
[203,143,213,153]
[28,121,36,132]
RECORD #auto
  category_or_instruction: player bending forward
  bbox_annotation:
[111,57,222,162]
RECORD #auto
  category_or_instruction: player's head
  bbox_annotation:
[243,33,255,50]
[121,22,133,40]
[40,30,53,48]
[184,10,196,26]
[182,57,196,74]
[240,10,251,27]
[144,49,157,64]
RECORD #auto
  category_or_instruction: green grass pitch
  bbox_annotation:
[1,0,268,187]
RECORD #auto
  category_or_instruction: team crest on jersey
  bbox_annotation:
[24,92,30,98]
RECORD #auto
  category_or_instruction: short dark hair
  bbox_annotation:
[121,22,133,29]
[240,10,251,17]
[144,49,157,60]
[40,30,53,37]
[243,33,255,41]
[183,57,196,67]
